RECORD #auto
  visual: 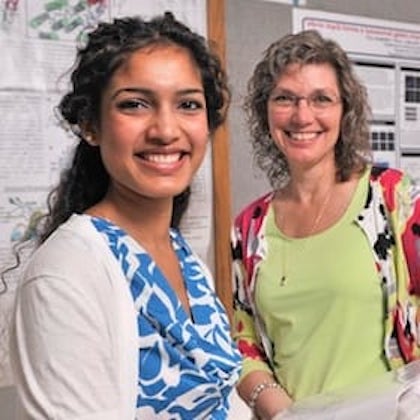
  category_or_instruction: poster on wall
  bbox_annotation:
[0,0,209,387]
[399,66,420,151]
[293,8,420,175]
[293,9,420,60]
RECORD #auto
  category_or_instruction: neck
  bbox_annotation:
[86,191,173,247]
[285,169,336,205]
[275,165,337,238]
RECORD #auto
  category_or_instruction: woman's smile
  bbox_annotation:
[284,130,324,142]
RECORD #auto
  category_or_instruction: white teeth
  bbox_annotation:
[289,132,318,141]
[145,153,181,163]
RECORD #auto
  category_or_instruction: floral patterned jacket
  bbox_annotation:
[232,167,420,371]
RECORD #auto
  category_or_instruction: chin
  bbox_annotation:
[149,186,189,200]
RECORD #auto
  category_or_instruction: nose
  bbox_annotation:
[290,98,315,124]
[148,105,181,143]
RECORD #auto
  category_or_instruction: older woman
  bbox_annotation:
[232,29,420,420]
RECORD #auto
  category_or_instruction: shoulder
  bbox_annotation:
[234,192,274,226]
[369,166,418,211]
[368,166,417,192]
[28,214,104,264]
[370,166,405,186]
[22,214,118,290]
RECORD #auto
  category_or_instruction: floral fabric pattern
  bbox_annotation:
[91,217,241,420]
[232,167,420,374]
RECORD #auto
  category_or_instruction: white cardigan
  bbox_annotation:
[11,214,138,420]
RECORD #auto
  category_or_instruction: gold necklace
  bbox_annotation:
[278,187,333,286]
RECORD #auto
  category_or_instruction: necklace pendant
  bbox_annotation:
[280,275,286,286]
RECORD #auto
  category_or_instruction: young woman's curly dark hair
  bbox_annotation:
[244,29,372,188]
[36,12,229,244]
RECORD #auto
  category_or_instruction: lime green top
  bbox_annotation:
[255,169,389,399]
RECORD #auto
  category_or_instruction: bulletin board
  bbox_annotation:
[0,0,233,386]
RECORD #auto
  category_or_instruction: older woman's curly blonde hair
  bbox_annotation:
[244,29,372,188]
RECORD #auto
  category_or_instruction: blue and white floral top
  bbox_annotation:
[91,217,241,420]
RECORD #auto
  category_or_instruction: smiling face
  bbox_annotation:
[267,62,343,173]
[93,44,208,207]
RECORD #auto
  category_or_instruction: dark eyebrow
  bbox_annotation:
[270,88,295,96]
[111,87,151,100]
[111,87,204,100]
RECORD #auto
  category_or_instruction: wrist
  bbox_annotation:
[246,379,293,420]
[248,380,282,416]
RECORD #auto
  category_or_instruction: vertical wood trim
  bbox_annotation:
[206,0,233,320]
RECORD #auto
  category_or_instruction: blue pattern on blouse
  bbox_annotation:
[90,217,241,419]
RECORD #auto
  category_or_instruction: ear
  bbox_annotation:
[83,132,98,146]
[81,123,99,146]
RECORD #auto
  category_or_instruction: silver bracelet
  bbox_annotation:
[248,380,281,409]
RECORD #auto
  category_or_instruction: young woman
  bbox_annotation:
[11,13,241,419]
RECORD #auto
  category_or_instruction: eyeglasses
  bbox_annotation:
[270,91,341,113]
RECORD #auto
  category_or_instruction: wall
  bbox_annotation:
[226,0,420,215]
